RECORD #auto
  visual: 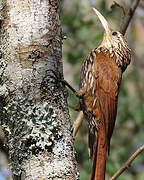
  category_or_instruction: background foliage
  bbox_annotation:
[61,0,144,179]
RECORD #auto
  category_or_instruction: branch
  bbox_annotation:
[110,144,144,180]
[73,111,83,138]
[111,1,125,16]
[120,0,141,35]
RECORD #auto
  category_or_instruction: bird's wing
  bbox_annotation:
[82,50,122,155]
[94,51,121,148]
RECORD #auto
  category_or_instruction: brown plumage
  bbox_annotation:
[77,8,131,180]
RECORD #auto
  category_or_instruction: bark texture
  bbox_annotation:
[0,0,79,179]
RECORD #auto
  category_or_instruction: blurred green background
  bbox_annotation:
[61,0,144,179]
[0,0,144,180]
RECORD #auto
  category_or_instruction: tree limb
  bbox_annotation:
[110,145,144,180]
[120,0,141,35]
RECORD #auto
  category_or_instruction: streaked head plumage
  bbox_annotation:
[93,8,131,71]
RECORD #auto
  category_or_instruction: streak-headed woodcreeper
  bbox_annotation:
[76,8,131,180]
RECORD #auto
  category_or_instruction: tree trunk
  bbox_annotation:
[0,0,79,179]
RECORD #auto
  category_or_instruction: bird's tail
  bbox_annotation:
[89,121,107,180]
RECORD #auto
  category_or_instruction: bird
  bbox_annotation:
[76,8,131,180]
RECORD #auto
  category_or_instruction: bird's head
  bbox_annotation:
[93,8,131,71]
[93,8,127,49]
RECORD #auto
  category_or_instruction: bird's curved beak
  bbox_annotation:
[93,8,111,34]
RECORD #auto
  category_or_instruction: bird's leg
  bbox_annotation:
[46,70,85,137]
[60,79,86,98]
[47,70,86,98]
[46,68,83,105]
[61,84,86,137]
[47,69,78,95]
[61,82,85,138]
[60,79,77,94]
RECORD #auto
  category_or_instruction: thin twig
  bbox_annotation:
[120,0,141,35]
[110,144,144,180]
[111,1,125,16]
[73,111,83,138]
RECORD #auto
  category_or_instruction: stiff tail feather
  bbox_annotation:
[89,121,107,180]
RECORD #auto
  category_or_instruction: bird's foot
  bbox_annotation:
[75,88,86,97]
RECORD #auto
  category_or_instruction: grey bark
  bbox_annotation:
[0,0,79,179]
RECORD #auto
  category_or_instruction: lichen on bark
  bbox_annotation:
[0,0,79,179]
[1,98,62,175]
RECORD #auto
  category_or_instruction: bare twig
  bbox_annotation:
[120,0,141,35]
[111,1,125,16]
[73,111,83,138]
[110,145,144,180]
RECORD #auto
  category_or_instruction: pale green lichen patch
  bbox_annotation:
[1,97,61,175]
[23,103,62,150]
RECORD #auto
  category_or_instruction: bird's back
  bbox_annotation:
[80,47,122,157]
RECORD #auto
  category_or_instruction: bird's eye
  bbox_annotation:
[112,32,117,36]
